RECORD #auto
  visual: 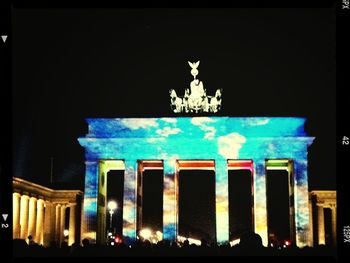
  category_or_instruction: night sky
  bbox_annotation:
[12,8,336,191]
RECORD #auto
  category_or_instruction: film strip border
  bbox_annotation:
[338,1,350,262]
[0,0,11,262]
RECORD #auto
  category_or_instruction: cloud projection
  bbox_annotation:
[78,117,314,247]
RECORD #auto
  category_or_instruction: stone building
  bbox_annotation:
[309,190,337,246]
[78,117,315,247]
[12,176,83,247]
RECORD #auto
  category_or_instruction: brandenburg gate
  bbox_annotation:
[78,117,314,247]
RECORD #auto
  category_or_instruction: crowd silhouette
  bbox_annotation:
[13,231,336,258]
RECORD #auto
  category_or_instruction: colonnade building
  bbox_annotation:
[12,117,336,248]
[309,190,337,246]
[12,177,83,246]
[78,117,319,247]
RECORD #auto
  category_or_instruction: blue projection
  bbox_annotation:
[78,117,314,247]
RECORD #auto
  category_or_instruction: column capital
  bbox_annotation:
[316,203,324,208]
[29,196,38,201]
[124,159,138,167]
[253,158,266,164]
[13,192,21,197]
[85,160,99,165]
[43,201,51,208]
[215,157,227,161]
[37,199,45,205]
[21,194,30,199]
[214,158,228,165]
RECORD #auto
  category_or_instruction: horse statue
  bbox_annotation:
[169,61,223,113]
[183,88,190,113]
[209,89,222,113]
[169,89,183,113]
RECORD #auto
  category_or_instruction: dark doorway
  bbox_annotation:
[228,170,253,241]
[324,208,333,246]
[107,170,124,238]
[141,169,163,233]
[266,169,291,245]
[178,169,216,243]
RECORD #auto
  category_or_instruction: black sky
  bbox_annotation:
[12,8,336,191]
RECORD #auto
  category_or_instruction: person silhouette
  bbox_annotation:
[27,235,35,245]
[183,239,190,248]
[82,238,90,248]
[239,231,263,249]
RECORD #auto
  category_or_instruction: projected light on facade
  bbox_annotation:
[78,117,314,247]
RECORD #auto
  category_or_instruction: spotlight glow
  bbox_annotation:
[178,235,201,246]
[108,201,117,211]
[139,228,152,240]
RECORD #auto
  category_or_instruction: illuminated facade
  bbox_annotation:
[12,177,83,246]
[78,117,314,247]
[309,191,337,246]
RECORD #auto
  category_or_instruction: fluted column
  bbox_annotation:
[13,192,21,239]
[55,204,61,243]
[331,205,337,246]
[308,198,314,247]
[122,159,137,243]
[253,159,268,246]
[68,204,76,245]
[28,197,37,239]
[35,199,45,244]
[293,159,311,247]
[43,201,54,247]
[59,205,66,246]
[215,159,229,243]
[20,195,30,240]
[81,161,99,243]
[317,204,325,245]
[163,158,177,241]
